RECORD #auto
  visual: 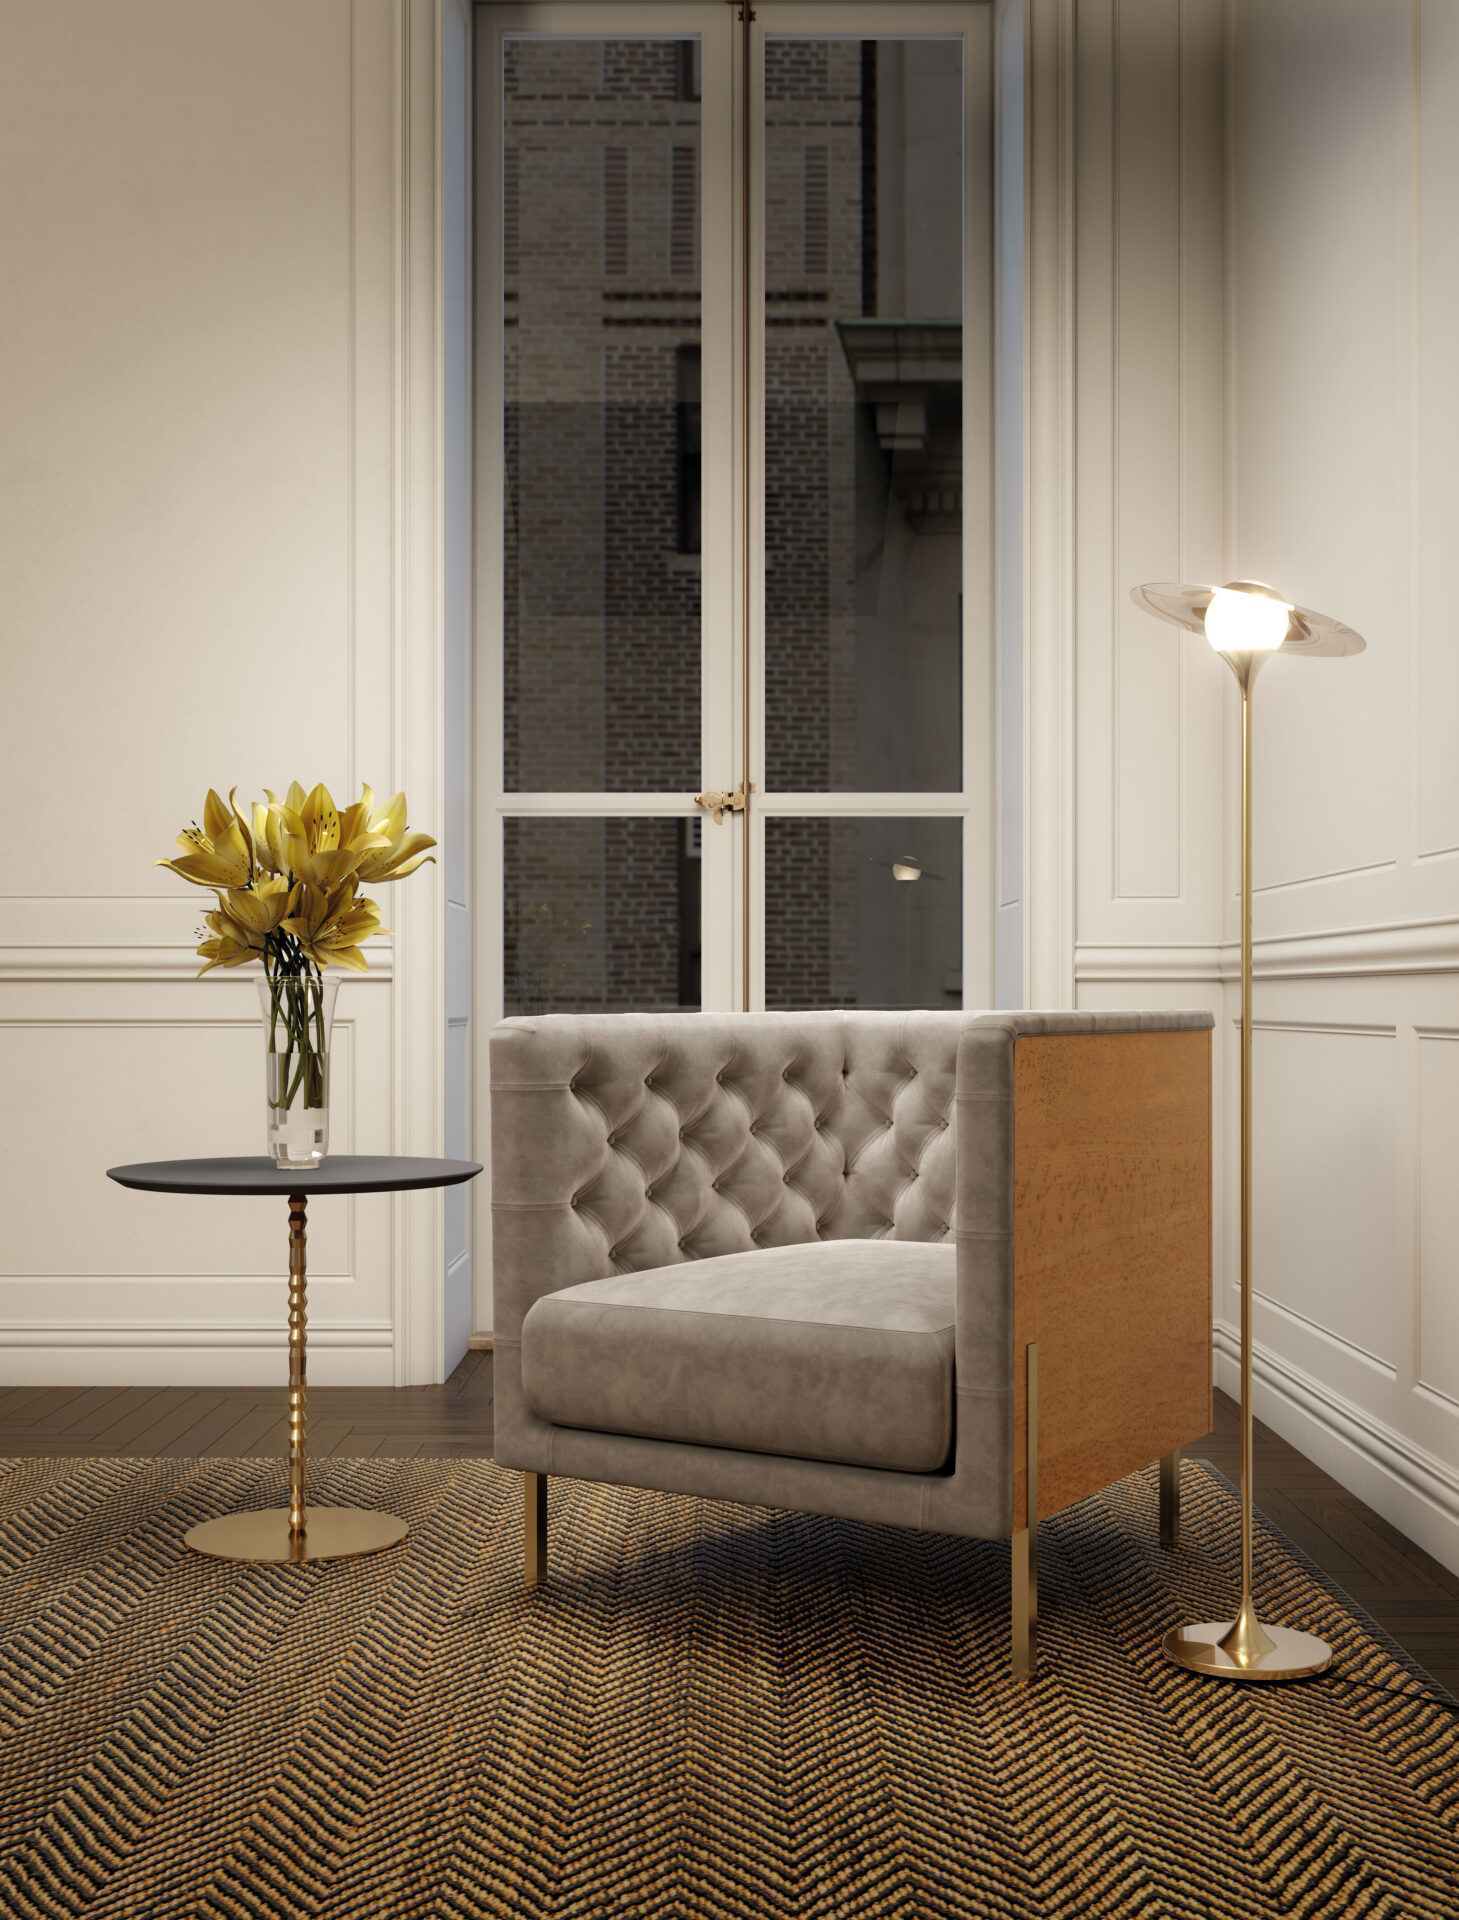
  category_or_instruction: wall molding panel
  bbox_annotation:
[1416,1028,1459,1413]
[1073,0,1228,963]
[1215,1321,1459,1580]
[1076,913,1459,984]
[1251,1288,1398,1383]
[0,949,396,985]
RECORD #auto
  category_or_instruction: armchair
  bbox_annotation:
[490,1009,1213,1675]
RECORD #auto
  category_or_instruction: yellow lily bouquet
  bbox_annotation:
[156,782,435,1166]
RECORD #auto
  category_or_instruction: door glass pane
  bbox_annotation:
[504,817,701,1014]
[763,39,964,792]
[764,818,962,1010]
[504,39,702,791]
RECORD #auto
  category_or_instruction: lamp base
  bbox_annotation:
[1162,1619,1332,1682]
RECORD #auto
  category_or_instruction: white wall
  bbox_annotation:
[0,0,455,1386]
[1220,0,1459,1573]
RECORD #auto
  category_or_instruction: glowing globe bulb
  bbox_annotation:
[1204,586,1292,655]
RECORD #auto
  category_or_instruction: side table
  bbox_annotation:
[105,1155,481,1564]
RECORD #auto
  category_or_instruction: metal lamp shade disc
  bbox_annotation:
[1129,582,1366,657]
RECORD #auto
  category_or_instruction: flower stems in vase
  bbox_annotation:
[259,968,337,1168]
[265,955,329,1116]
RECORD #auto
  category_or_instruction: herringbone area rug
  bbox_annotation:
[0,1456,1454,1919]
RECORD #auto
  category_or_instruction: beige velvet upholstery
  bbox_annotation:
[491,1009,1214,1540]
[523,1239,957,1473]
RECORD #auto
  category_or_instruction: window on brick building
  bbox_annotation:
[503,147,519,282]
[803,144,828,277]
[603,147,628,276]
[676,39,701,103]
[670,144,697,279]
[676,347,701,556]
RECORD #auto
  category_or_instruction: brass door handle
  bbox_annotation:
[693,781,754,826]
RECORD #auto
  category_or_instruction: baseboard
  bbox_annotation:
[468,1333,494,1351]
[0,1323,396,1388]
[1214,1322,1459,1580]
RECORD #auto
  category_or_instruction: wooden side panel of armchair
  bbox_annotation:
[1011,1029,1212,1532]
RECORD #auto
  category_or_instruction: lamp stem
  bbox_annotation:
[1219,660,1275,1667]
[1240,674,1254,1599]
[904,885,912,1007]
[1159,644,1330,1679]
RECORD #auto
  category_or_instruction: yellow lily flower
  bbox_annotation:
[256,781,389,891]
[229,875,299,939]
[193,878,296,977]
[251,799,287,877]
[280,878,388,973]
[253,785,317,874]
[195,927,254,976]
[300,781,342,852]
[353,790,438,884]
[156,787,255,891]
[336,783,378,851]
[280,831,370,893]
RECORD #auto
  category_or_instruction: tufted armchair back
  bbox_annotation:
[489,1010,969,1339]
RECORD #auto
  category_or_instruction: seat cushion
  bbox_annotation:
[521,1239,956,1474]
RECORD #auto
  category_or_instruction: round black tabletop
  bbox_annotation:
[106,1156,482,1197]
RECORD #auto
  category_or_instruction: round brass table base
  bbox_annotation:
[1162,1620,1332,1682]
[184,1508,408,1564]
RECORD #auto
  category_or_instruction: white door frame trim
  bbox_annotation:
[1018,0,1075,1012]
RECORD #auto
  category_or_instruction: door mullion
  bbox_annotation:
[738,8,766,1011]
[700,1,738,1014]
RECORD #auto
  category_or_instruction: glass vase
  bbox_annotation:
[258,973,338,1170]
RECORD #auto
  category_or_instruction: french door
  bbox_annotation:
[474,1,993,1027]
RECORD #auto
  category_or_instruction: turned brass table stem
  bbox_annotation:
[178,1182,415,1563]
[288,1194,308,1540]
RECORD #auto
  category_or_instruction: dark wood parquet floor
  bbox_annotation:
[2,1363,1456,1695]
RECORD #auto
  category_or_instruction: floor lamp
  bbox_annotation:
[1131,578,1365,1683]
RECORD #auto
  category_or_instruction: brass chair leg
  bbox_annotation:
[1012,1341,1038,1679]
[524,1471,547,1588]
[1011,1526,1038,1679]
[1159,1448,1181,1549]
